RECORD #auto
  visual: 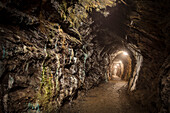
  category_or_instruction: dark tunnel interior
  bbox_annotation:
[0,0,169,113]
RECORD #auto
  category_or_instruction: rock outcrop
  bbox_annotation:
[0,1,110,112]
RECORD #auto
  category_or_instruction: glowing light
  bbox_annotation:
[123,51,128,56]
[116,64,119,66]
[114,66,117,68]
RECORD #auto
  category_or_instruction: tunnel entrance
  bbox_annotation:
[105,48,143,92]
[107,51,132,82]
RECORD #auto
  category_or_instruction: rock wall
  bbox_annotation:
[159,55,170,113]
[0,1,110,112]
[127,0,170,112]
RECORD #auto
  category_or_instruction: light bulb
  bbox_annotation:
[123,51,128,56]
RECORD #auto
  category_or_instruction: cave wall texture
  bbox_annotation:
[0,0,169,113]
[127,1,170,113]
[0,0,111,112]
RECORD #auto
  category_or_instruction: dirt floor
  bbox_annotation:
[60,77,149,113]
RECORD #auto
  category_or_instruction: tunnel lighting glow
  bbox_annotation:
[123,51,128,56]
[116,64,119,66]
[114,66,117,68]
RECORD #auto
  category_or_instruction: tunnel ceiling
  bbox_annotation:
[0,0,169,113]
[91,0,169,57]
[91,3,129,49]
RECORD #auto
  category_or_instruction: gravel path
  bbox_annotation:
[60,79,149,113]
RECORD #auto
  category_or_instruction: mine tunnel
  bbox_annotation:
[108,51,132,81]
[0,0,169,113]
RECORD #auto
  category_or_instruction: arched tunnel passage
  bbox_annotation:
[105,48,142,92]
[0,0,169,113]
[107,51,133,81]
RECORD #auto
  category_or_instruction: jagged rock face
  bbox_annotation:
[0,1,110,112]
[126,0,170,113]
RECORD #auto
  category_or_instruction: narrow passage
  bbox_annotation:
[60,77,149,113]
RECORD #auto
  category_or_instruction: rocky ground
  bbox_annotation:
[60,77,149,113]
